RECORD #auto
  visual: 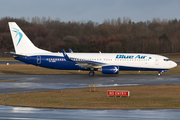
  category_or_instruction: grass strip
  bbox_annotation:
[1,84,180,109]
[0,80,15,82]
[0,58,17,62]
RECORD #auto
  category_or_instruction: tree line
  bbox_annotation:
[0,17,180,54]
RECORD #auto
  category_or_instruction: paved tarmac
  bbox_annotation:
[0,105,180,120]
[0,74,180,94]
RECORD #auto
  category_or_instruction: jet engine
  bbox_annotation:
[101,66,119,74]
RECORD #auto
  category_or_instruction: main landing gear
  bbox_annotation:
[89,71,95,76]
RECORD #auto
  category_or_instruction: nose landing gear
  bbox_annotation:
[157,70,167,76]
[157,73,161,76]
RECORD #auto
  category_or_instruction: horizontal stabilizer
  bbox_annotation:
[10,52,27,57]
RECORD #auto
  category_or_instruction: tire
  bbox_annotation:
[89,71,94,76]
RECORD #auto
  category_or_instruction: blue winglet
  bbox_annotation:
[61,49,71,61]
[68,48,73,53]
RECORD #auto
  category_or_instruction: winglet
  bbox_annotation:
[69,48,73,53]
[61,49,72,61]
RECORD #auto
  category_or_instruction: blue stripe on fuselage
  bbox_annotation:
[14,55,87,70]
[14,55,168,71]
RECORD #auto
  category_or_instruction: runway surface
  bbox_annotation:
[0,74,180,94]
[0,105,180,120]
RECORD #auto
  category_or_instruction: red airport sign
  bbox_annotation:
[107,90,130,97]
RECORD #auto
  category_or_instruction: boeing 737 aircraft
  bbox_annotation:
[8,22,177,76]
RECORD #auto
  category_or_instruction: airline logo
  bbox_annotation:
[116,55,147,59]
[13,28,23,46]
[113,67,118,73]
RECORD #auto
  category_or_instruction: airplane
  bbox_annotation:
[8,22,177,76]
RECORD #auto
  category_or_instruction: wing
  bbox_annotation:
[61,49,104,69]
[74,61,103,68]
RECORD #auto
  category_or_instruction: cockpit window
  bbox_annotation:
[164,59,170,61]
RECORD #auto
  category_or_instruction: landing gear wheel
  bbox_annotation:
[89,71,94,76]
[157,73,161,76]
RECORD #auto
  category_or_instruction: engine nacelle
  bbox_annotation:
[101,66,119,74]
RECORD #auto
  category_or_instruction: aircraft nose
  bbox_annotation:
[171,61,177,68]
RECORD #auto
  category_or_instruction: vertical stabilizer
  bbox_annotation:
[8,22,51,54]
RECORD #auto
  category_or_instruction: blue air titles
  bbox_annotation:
[116,55,147,59]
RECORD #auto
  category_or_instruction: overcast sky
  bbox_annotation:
[0,0,180,23]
